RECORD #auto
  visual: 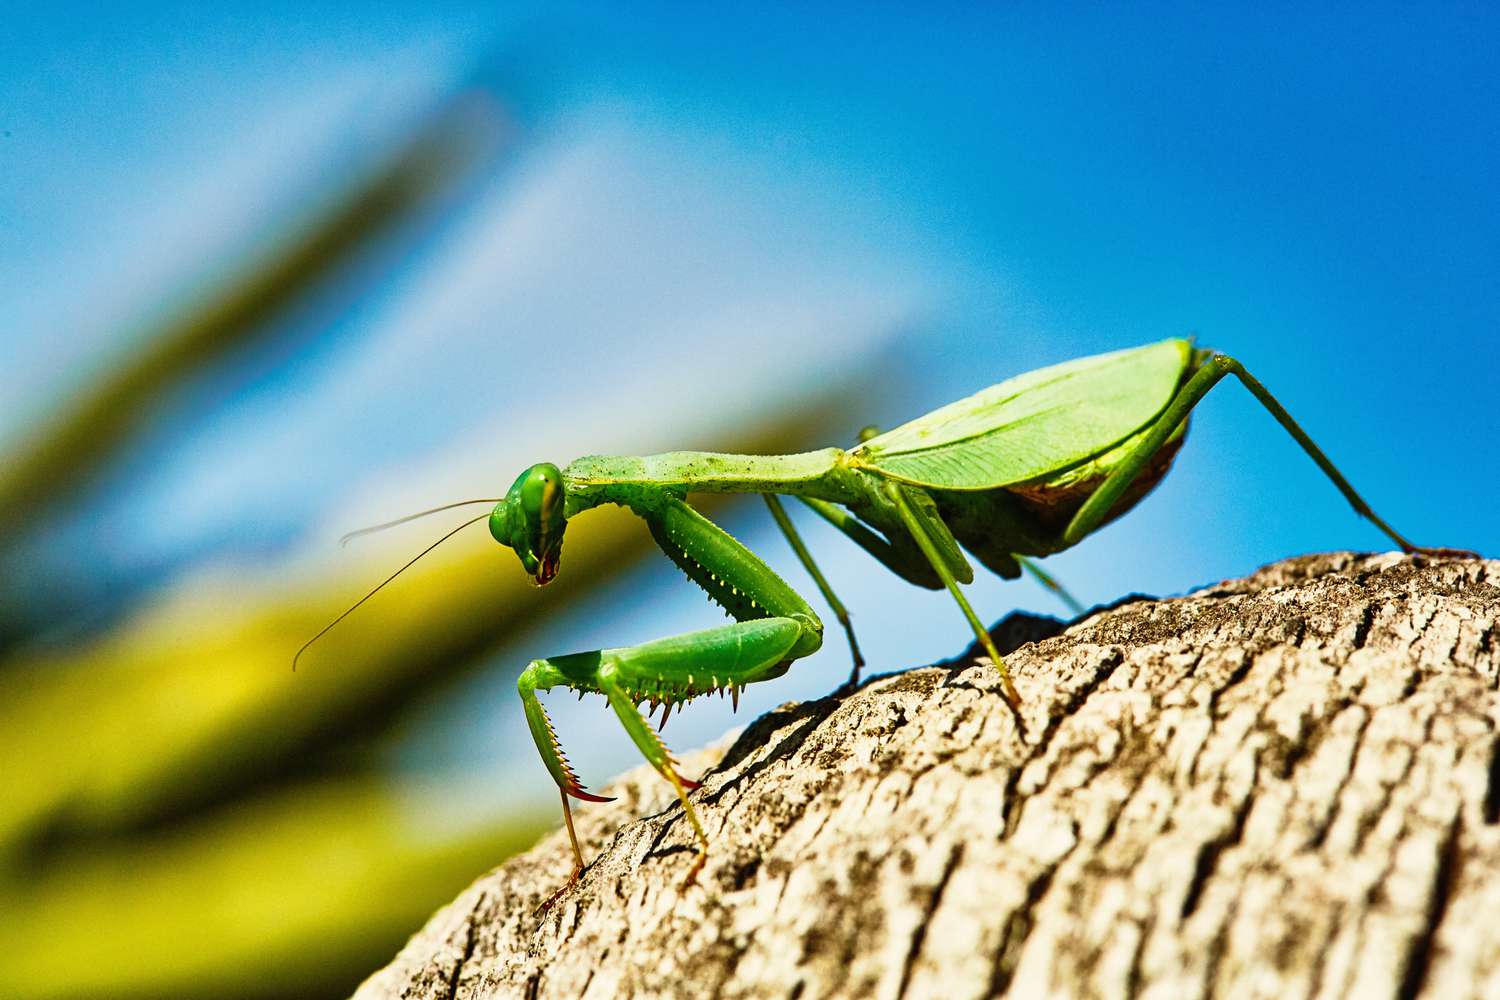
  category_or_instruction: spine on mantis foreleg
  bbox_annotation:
[518,659,613,803]
[638,494,823,660]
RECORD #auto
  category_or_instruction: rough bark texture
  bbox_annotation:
[354,552,1500,1000]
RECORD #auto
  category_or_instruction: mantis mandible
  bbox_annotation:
[299,339,1470,895]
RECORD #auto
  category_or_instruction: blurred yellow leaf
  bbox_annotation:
[0,504,642,851]
[0,773,549,1000]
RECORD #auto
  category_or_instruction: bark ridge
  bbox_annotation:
[355,553,1500,1000]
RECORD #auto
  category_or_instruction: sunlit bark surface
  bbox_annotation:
[356,553,1500,1000]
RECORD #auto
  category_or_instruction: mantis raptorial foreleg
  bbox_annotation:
[596,617,805,883]
[520,618,806,894]
[883,481,1023,711]
[763,495,865,684]
[517,659,610,910]
[518,491,824,899]
[1061,354,1471,554]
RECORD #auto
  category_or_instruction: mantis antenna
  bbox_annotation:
[339,498,502,546]
[293,511,492,671]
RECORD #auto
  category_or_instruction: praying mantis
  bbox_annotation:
[300,338,1471,895]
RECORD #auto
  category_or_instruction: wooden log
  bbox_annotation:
[355,552,1500,1000]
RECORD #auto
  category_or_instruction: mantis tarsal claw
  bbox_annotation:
[1404,545,1482,560]
[534,790,587,917]
[304,339,1474,883]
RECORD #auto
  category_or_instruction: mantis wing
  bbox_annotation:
[853,339,1192,490]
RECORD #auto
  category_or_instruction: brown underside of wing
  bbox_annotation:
[1004,430,1187,534]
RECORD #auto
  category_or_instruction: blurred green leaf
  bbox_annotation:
[0,90,506,544]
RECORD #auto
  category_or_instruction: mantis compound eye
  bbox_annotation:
[501,463,567,585]
[519,464,564,522]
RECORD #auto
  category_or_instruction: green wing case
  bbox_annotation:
[852,339,1191,490]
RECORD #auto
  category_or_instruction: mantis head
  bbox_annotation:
[491,463,568,585]
[295,466,570,669]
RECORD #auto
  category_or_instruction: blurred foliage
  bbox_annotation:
[0,90,503,552]
[0,81,862,999]
[0,509,649,851]
[0,777,551,1000]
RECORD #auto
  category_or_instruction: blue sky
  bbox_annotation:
[5,4,1497,794]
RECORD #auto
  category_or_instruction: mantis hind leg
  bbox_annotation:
[763,495,865,685]
[1062,354,1474,555]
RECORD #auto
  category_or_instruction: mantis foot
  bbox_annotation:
[840,642,865,693]
[973,654,1026,736]
[1403,544,1483,560]
[535,864,583,917]
[680,847,708,890]
[995,669,1025,732]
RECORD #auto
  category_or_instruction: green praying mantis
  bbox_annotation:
[299,338,1471,896]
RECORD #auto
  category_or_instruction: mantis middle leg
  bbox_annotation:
[763,494,865,684]
[518,492,823,897]
[1061,353,1472,553]
[781,491,1023,705]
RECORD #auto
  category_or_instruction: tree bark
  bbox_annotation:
[353,552,1500,1000]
